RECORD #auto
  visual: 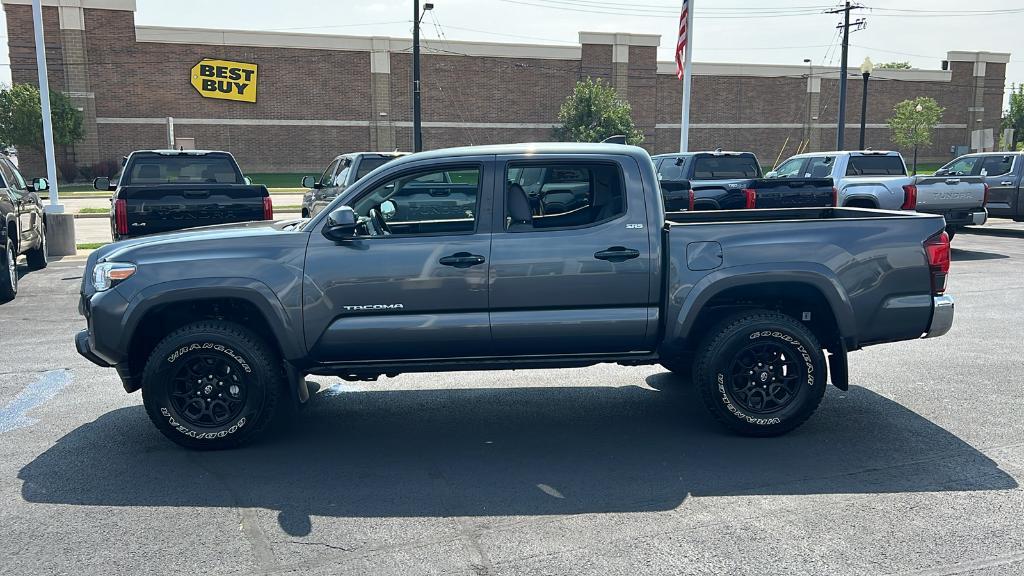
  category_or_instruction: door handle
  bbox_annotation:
[1001,181,1013,186]
[594,246,640,262]
[944,178,960,185]
[439,252,486,268]
[183,191,210,199]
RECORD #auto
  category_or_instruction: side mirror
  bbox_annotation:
[321,206,359,241]
[379,199,397,221]
[243,176,252,185]
[933,169,948,176]
[31,177,48,192]
[301,175,318,189]
[93,177,112,191]
[764,171,778,179]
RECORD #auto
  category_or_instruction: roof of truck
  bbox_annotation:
[393,142,652,163]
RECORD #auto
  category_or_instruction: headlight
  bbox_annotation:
[92,262,136,292]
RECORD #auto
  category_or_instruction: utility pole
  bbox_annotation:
[412,1,434,152]
[826,2,865,150]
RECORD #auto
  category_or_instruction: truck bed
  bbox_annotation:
[663,206,947,348]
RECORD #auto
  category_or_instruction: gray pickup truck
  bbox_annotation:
[936,152,1023,222]
[75,143,955,449]
[770,150,987,238]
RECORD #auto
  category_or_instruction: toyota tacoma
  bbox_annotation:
[76,143,955,449]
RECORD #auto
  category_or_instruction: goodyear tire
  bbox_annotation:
[141,321,284,450]
[0,238,17,303]
[693,310,826,437]
[25,224,47,271]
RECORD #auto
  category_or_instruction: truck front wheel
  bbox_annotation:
[141,321,284,450]
[693,311,826,437]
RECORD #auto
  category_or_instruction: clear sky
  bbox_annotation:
[1,0,1021,107]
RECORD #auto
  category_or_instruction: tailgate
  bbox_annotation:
[121,184,268,236]
[914,176,985,212]
[751,178,834,208]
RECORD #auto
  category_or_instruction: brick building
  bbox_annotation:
[2,0,1011,176]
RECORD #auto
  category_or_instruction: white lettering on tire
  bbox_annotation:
[160,407,247,439]
[166,342,252,373]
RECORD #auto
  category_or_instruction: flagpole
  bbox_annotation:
[679,0,694,152]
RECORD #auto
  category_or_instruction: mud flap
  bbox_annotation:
[827,342,849,391]
[284,361,309,407]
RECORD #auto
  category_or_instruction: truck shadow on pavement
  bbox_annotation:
[18,376,1017,536]
[950,247,1009,261]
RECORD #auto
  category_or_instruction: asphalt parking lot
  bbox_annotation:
[1,222,1023,576]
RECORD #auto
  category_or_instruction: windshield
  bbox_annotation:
[691,155,760,179]
[123,154,243,185]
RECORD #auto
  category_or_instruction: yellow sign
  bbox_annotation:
[190,59,258,103]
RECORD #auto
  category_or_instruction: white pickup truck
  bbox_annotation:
[769,150,987,238]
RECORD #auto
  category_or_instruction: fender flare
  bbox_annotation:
[666,263,857,350]
[120,277,305,360]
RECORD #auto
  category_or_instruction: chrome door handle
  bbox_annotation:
[944,178,960,184]
[1001,181,1013,186]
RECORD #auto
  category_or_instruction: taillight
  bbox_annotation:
[114,198,128,236]
[832,186,839,207]
[743,188,756,209]
[983,183,990,206]
[924,231,950,294]
[901,184,918,210]
[263,196,274,220]
[688,188,695,212]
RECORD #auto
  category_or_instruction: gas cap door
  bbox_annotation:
[686,241,724,271]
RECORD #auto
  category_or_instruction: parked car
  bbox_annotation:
[653,151,835,211]
[301,152,407,217]
[0,155,49,302]
[936,152,1023,222]
[95,150,271,241]
[76,142,954,449]
[770,150,987,238]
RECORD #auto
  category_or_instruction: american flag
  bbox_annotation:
[675,0,689,80]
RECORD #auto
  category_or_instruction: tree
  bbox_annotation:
[554,77,643,145]
[0,83,84,153]
[876,61,912,70]
[1004,83,1024,151]
[888,97,944,174]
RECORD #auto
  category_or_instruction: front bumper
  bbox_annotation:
[924,295,955,338]
[75,329,110,367]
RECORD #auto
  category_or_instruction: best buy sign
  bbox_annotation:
[190,59,258,103]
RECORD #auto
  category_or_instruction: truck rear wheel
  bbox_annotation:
[141,321,284,450]
[693,310,826,437]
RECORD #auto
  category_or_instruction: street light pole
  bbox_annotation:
[412,1,434,153]
[912,102,923,175]
[858,56,873,150]
[803,58,813,142]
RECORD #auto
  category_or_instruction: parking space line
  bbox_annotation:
[0,370,72,434]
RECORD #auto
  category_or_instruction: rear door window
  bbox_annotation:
[355,156,398,180]
[846,155,907,176]
[980,155,1013,177]
[805,156,835,178]
[505,162,625,230]
[691,155,760,179]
